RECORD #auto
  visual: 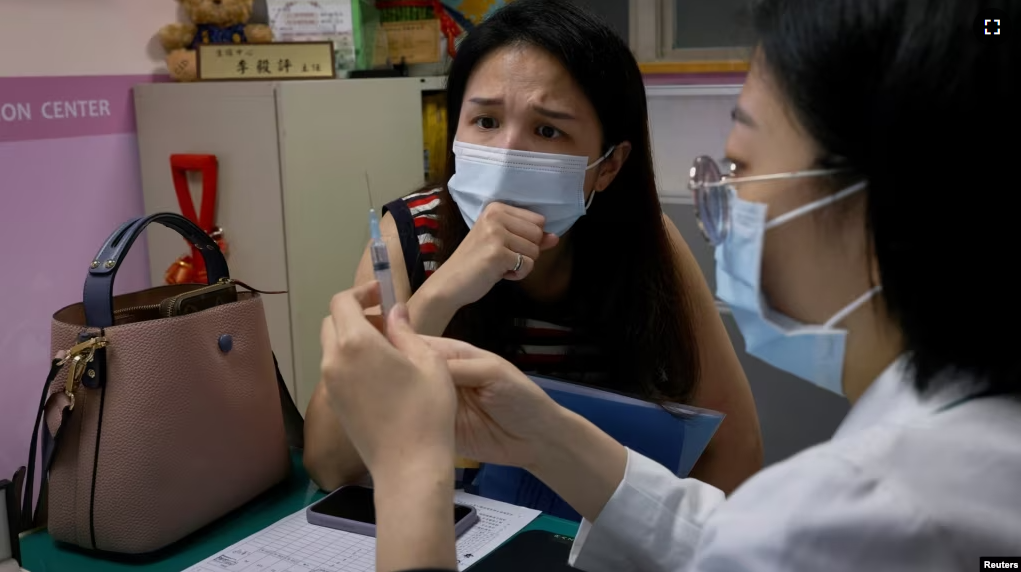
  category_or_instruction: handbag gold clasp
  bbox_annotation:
[58,337,108,411]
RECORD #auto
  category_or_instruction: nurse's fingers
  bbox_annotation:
[387,304,446,377]
[446,358,502,389]
[327,283,388,357]
[420,336,491,361]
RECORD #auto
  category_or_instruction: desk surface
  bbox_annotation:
[19,451,577,571]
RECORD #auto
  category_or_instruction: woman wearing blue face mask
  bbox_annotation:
[304,0,763,515]
[317,0,1020,569]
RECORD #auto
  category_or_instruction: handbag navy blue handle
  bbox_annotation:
[83,212,230,328]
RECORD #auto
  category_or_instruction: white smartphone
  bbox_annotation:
[306,485,480,538]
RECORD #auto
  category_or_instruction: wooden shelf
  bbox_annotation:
[415,75,447,91]
[639,60,750,75]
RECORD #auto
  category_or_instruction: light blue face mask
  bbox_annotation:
[689,157,878,396]
[447,141,614,236]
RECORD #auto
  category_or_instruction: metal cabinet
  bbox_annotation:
[135,78,437,414]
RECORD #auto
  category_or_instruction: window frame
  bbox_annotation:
[630,0,752,63]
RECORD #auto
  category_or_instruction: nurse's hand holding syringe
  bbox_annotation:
[368,207,397,318]
[365,173,397,318]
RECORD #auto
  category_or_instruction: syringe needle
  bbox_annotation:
[365,172,373,210]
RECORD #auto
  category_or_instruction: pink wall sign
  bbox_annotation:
[0,73,165,488]
[0,74,167,143]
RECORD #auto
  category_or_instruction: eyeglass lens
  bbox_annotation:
[689,156,730,245]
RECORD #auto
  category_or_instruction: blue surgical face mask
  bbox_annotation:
[447,141,614,236]
[693,160,877,396]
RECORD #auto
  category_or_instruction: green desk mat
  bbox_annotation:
[20,451,578,571]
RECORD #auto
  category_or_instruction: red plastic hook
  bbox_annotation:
[167,154,221,284]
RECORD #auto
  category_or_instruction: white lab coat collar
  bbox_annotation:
[833,354,987,440]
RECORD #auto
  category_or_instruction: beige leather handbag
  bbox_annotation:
[16,213,292,554]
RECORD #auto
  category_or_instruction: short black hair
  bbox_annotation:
[753,0,1019,393]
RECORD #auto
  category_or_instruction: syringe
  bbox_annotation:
[366,175,396,317]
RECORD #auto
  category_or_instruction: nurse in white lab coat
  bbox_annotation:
[316,0,1021,570]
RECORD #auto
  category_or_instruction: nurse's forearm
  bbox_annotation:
[374,459,457,572]
[407,279,460,337]
[525,408,628,522]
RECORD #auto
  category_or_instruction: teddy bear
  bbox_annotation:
[159,0,274,81]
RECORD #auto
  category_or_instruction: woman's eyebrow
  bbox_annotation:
[467,97,575,120]
[532,105,576,120]
[467,97,503,106]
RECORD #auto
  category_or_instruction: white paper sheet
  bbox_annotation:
[265,0,356,69]
[266,0,353,38]
[183,492,540,572]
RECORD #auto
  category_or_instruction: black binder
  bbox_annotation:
[470,530,575,571]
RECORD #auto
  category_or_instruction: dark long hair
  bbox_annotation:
[753,0,1019,393]
[429,0,701,402]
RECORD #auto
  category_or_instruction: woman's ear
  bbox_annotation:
[870,244,882,285]
[594,141,632,192]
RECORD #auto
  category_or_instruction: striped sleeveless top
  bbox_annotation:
[383,188,610,385]
[383,189,607,521]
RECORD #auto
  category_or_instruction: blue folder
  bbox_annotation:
[474,375,725,521]
[529,375,725,476]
